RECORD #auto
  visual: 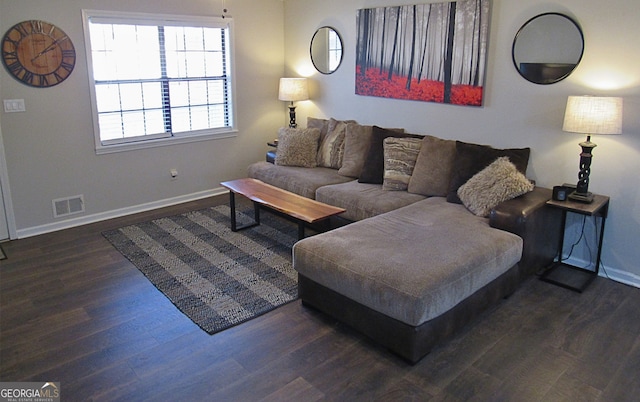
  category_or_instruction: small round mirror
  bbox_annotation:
[310,27,343,75]
[512,13,584,85]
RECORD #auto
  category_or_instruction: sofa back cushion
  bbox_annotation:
[407,135,457,197]
[338,123,374,178]
[307,117,329,140]
[339,123,406,179]
[446,141,530,204]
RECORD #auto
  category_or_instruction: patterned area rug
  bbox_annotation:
[103,205,299,334]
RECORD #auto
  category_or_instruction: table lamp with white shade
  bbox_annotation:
[278,78,309,128]
[562,95,623,203]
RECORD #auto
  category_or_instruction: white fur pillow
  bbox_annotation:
[457,157,534,217]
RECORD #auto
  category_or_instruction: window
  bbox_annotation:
[328,29,342,72]
[82,10,236,153]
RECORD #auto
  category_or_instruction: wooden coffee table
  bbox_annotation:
[220,178,346,240]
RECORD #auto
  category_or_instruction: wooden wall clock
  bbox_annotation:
[1,20,76,88]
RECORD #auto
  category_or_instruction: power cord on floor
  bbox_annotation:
[561,215,586,263]
[561,213,611,280]
[595,214,612,280]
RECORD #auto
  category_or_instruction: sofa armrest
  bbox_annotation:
[489,187,562,276]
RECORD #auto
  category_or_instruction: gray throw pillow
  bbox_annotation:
[408,135,457,197]
[274,127,321,168]
[382,137,423,191]
[338,123,374,178]
[339,123,405,178]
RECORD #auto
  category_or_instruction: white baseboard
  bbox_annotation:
[16,187,228,239]
[600,266,640,289]
[561,256,640,289]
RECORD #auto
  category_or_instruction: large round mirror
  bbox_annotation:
[512,13,584,85]
[310,27,343,75]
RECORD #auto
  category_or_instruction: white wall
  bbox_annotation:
[284,0,640,286]
[0,0,285,235]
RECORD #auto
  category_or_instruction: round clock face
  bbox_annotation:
[1,20,76,88]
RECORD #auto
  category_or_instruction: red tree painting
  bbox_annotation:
[356,0,490,107]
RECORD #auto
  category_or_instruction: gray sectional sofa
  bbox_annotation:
[247,118,561,363]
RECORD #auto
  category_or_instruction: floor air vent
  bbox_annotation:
[53,195,85,218]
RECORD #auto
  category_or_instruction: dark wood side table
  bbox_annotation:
[540,193,610,292]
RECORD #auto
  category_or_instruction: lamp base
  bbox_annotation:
[568,191,594,203]
[571,135,596,204]
[288,105,297,128]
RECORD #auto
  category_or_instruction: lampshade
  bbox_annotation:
[562,96,623,135]
[278,78,309,102]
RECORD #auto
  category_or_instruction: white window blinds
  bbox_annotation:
[83,11,235,151]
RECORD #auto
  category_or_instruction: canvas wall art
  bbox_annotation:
[355,0,490,106]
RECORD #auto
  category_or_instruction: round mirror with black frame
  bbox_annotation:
[310,26,343,75]
[512,12,584,85]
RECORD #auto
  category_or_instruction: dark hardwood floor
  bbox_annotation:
[1,195,639,401]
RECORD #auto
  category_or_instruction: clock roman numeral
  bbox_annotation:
[21,70,34,85]
[60,61,74,73]
[26,74,49,87]
[4,37,20,48]
[2,50,18,63]
[15,23,30,38]
[48,72,64,85]
[30,20,44,34]
[62,49,75,59]
[53,71,65,82]
[6,60,23,74]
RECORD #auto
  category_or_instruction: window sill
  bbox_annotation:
[95,129,238,155]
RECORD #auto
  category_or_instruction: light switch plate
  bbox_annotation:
[3,99,26,113]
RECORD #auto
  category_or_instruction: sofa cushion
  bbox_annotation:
[382,137,422,191]
[247,161,352,199]
[458,157,535,217]
[338,123,374,178]
[315,180,426,221]
[408,135,457,197]
[339,123,405,179]
[317,119,347,169]
[293,197,524,327]
[446,141,530,204]
[307,117,329,140]
[274,127,321,168]
[358,126,421,184]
